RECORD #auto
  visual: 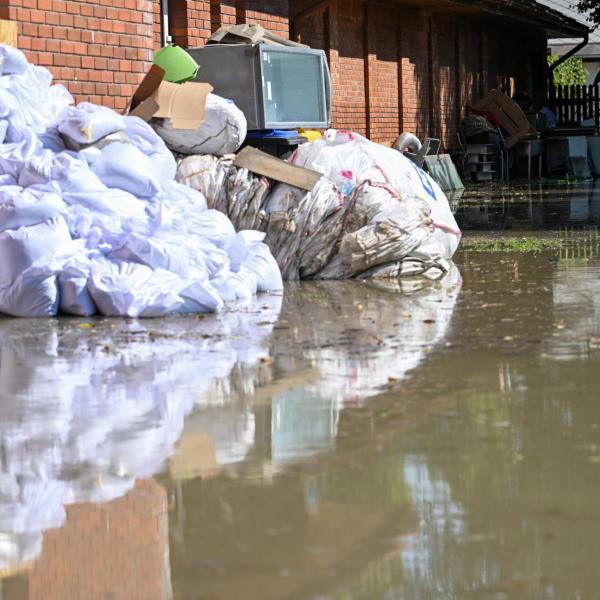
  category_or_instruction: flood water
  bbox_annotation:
[1,182,600,599]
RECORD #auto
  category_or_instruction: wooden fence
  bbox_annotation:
[549,84,600,131]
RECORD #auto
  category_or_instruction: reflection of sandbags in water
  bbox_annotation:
[0,293,282,570]
[275,266,462,405]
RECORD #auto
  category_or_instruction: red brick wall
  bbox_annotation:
[5,0,156,111]
[291,0,547,150]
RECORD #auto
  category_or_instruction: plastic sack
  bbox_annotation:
[82,142,160,199]
[0,217,72,317]
[0,217,71,288]
[87,258,187,318]
[0,186,66,233]
[57,103,125,146]
[291,130,461,258]
[153,94,247,156]
[0,271,59,317]
[0,46,27,75]
[123,116,176,184]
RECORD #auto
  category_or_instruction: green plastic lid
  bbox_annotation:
[153,45,199,83]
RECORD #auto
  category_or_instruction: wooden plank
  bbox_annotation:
[0,20,17,46]
[234,146,323,191]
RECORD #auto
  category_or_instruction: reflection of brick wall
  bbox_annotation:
[21,479,170,600]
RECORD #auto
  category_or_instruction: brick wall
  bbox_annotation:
[3,0,156,111]
[289,0,548,149]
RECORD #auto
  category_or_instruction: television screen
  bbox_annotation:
[260,48,327,127]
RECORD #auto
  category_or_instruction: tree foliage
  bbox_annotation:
[547,54,588,87]
[572,0,600,28]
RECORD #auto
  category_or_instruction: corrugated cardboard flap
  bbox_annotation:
[153,81,213,130]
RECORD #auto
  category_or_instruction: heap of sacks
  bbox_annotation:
[0,45,282,317]
[178,130,462,281]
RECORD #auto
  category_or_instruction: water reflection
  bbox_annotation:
[0,295,282,579]
[0,267,462,593]
[456,180,600,231]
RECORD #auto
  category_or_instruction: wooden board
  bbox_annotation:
[234,146,322,191]
[0,20,17,47]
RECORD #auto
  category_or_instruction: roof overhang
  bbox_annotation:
[370,0,590,39]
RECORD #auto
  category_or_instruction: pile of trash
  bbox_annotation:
[0,45,282,317]
[178,130,462,280]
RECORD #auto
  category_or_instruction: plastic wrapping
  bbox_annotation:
[152,93,247,156]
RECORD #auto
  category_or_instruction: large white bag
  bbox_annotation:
[291,130,462,258]
[0,217,72,317]
[82,142,160,199]
[153,93,247,156]
[58,103,125,146]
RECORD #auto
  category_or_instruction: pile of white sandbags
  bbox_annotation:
[0,45,282,317]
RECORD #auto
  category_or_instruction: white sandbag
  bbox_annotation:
[124,116,176,184]
[0,186,66,233]
[243,243,284,293]
[0,217,71,287]
[0,46,27,75]
[17,151,54,187]
[291,130,462,258]
[0,270,59,317]
[153,93,247,156]
[0,217,71,317]
[58,258,96,317]
[87,258,187,318]
[57,103,125,146]
[82,142,160,199]
[109,233,190,279]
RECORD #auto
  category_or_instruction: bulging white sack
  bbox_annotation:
[153,93,247,156]
[0,217,71,287]
[0,186,66,233]
[87,258,187,318]
[291,130,462,259]
[0,46,27,75]
[82,142,160,199]
[0,217,72,317]
[57,103,125,146]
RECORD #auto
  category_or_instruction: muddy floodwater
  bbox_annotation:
[1,181,600,599]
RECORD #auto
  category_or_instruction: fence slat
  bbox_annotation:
[551,83,600,131]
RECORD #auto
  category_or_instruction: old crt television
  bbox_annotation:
[187,44,332,130]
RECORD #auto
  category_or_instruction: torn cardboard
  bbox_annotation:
[128,64,213,130]
[234,146,322,191]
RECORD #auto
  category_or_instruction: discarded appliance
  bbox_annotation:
[187,43,332,131]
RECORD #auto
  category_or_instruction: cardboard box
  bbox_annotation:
[128,64,213,130]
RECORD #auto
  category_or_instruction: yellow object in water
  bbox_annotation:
[298,129,322,142]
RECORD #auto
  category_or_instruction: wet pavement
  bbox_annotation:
[1,181,600,598]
